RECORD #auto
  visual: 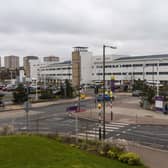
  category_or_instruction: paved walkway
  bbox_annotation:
[127,143,168,168]
[75,106,168,125]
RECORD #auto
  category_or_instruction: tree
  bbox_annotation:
[142,85,155,104]
[13,84,27,104]
[132,79,144,91]
[65,79,74,98]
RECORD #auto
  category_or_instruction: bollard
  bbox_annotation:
[111,111,113,121]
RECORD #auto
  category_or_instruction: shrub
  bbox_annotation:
[102,143,111,155]
[107,150,116,159]
[97,143,111,156]
[70,144,76,148]
[99,150,105,156]
[79,142,88,150]
[0,125,15,135]
[109,146,125,159]
[119,152,141,165]
[39,89,55,99]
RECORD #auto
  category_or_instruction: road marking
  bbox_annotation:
[78,133,98,138]
[77,122,129,140]
[109,122,129,126]
[106,124,125,128]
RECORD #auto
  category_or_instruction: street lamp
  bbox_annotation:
[156,59,163,96]
[102,44,117,140]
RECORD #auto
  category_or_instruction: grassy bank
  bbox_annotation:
[0,135,146,168]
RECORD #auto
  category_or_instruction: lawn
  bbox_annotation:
[0,135,146,168]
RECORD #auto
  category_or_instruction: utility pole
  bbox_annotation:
[102,44,117,140]
[156,60,160,96]
[143,63,145,81]
[103,45,106,140]
[152,64,155,88]
[97,103,102,140]
[35,79,38,101]
[24,85,29,130]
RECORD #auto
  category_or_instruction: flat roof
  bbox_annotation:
[115,54,168,61]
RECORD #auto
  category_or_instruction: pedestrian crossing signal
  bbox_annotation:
[97,103,102,109]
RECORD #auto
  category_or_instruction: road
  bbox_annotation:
[0,94,168,150]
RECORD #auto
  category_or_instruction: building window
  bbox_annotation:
[133,64,142,67]
[133,72,143,75]
[146,72,157,75]
[159,72,168,75]
[159,63,168,66]
[146,63,157,66]
[97,73,102,75]
[105,65,112,68]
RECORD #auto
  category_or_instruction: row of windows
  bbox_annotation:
[95,63,168,69]
[96,65,119,68]
[40,74,72,76]
[41,67,71,71]
[95,72,168,76]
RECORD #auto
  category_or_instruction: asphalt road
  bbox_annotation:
[0,95,168,150]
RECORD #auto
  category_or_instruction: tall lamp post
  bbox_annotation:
[156,59,163,96]
[102,44,117,140]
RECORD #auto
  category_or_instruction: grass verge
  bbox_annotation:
[0,135,146,168]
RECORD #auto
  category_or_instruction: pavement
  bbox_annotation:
[127,143,168,168]
[74,93,168,125]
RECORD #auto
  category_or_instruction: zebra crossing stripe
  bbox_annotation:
[92,128,115,133]
[76,122,129,139]
[86,130,108,135]
[77,133,99,138]
[109,122,129,126]
[105,124,125,128]
[103,126,122,129]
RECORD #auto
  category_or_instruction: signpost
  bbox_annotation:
[66,105,78,143]
[110,102,113,121]
[155,96,164,112]
[24,101,31,130]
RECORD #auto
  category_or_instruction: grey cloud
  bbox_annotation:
[0,0,168,58]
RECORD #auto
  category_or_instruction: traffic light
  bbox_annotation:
[94,86,98,94]
[97,103,102,109]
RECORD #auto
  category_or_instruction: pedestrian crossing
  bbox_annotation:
[77,122,129,139]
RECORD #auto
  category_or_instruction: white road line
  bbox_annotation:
[105,124,125,128]
[77,122,129,139]
[109,122,129,126]
[77,133,98,138]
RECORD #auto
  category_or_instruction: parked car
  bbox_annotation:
[96,94,111,101]
[132,90,143,97]
[0,85,5,90]
[0,100,5,107]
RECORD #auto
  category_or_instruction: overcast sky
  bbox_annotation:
[1,0,168,62]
